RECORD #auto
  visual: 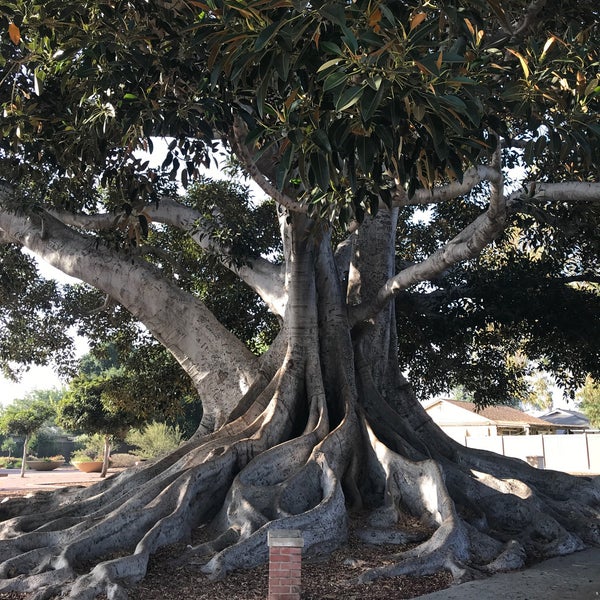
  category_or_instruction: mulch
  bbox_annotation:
[0,489,452,600]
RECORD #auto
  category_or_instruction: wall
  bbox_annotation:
[464,433,600,473]
[426,402,497,441]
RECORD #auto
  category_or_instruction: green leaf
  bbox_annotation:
[335,86,364,111]
[440,95,468,114]
[320,4,346,27]
[323,71,349,93]
[254,21,281,51]
[256,77,270,119]
[33,70,44,96]
[274,52,291,80]
[329,119,352,150]
[287,129,304,145]
[341,26,358,53]
[309,152,330,191]
[276,144,294,189]
[312,129,332,153]
[320,41,343,55]
[317,58,344,74]
[356,135,376,174]
[360,83,385,122]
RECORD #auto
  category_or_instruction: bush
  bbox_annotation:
[73,433,106,458]
[126,422,183,459]
[0,457,22,469]
[70,450,99,463]
[27,455,65,462]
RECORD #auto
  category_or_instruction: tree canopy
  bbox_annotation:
[0,0,598,402]
[0,1,599,599]
[0,395,55,476]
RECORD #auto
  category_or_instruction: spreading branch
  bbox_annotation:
[230,116,307,214]
[350,163,505,326]
[51,197,287,316]
[394,165,500,207]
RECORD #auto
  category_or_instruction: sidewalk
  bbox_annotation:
[0,467,112,493]
[418,547,600,600]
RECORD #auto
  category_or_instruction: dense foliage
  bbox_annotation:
[1,0,598,405]
[577,376,600,428]
[0,245,75,380]
[0,395,55,475]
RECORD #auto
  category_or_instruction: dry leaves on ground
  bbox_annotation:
[0,491,452,600]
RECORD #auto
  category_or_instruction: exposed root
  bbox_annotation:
[0,356,313,598]
[0,347,598,599]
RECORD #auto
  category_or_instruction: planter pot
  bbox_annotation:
[26,460,63,471]
[73,461,103,473]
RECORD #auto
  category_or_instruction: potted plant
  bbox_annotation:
[70,450,103,473]
[25,455,65,471]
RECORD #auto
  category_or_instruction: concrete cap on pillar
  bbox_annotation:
[267,529,304,548]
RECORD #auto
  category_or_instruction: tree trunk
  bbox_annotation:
[19,434,28,479]
[101,436,111,479]
[0,210,598,600]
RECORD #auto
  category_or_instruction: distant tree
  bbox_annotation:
[77,341,201,435]
[0,396,54,477]
[577,376,600,428]
[57,372,144,477]
[520,374,554,412]
[450,385,475,403]
[0,245,76,381]
[0,436,17,457]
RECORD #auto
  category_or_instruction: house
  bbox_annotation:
[538,408,591,434]
[423,398,559,441]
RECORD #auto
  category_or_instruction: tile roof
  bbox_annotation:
[539,409,590,428]
[443,399,557,427]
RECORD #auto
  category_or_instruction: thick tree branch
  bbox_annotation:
[524,181,600,204]
[352,174,600,326]
[350,166,506,326]
[393,165,501,207]
[230,116,307,214]
[52,197,287,316]
[0,189,258,430]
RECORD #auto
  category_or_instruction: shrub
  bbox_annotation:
[126,422,183,459]
[74,433,105,458]
[0,457,22,469]
[70,450,99,463]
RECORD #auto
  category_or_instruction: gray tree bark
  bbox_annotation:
[0,177,599,599]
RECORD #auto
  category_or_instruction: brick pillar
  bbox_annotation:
[267,529,304,600]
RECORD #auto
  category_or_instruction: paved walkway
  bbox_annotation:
[418,547,600,600]
[0,467,113,493]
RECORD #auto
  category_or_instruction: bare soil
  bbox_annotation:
[128,511,452,600]
[0,488,452,599]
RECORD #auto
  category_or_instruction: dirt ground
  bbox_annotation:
[1,469,598,600]
[0,468,451,599]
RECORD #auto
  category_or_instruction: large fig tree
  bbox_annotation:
[0,1,599,598]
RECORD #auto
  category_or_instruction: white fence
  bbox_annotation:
[460,433,600,473]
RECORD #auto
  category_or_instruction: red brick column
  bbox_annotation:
[267,529,304,600]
